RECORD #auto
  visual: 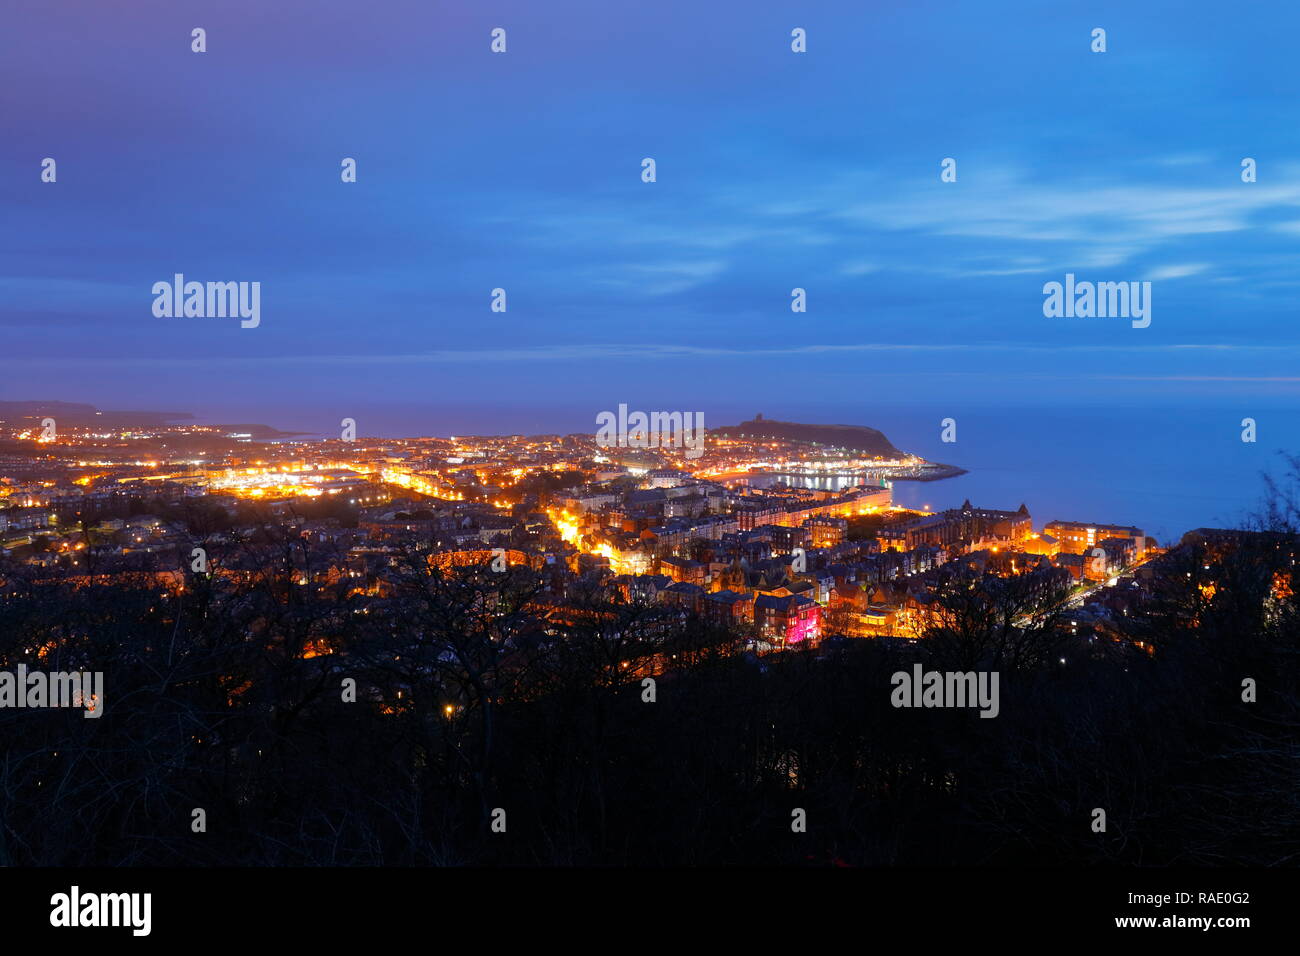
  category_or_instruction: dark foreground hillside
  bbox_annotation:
[0,515,1296,867]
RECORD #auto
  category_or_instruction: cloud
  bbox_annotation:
[1145,263,1209,280]
[13,341,1299,369]
[840,261,880,276]
[499,164,1300,296]
[586,259,729,296]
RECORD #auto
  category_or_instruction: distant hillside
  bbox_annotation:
[0,401,301,438]
[0,401,193,427]
[713,417,904,458]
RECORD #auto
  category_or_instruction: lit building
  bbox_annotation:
[754,593,821,645]
[902,501,1032,551]
[1045,520,1145,558]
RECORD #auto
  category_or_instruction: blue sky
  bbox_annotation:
[4,0,1300,435]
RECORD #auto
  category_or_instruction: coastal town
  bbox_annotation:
[0,402,1225,656]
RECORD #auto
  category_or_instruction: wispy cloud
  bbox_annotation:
[15,341,1300,369]
[1146,263,1209,280]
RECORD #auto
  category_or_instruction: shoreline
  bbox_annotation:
[892,464,968,483]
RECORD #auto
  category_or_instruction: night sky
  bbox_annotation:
[5,0,1300,436]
